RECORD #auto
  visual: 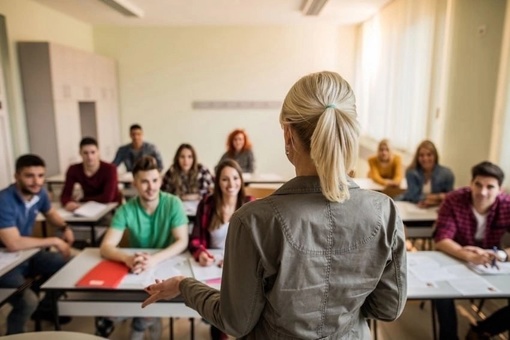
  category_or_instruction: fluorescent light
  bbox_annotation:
[301,0,330,16]
[97,0,144,18]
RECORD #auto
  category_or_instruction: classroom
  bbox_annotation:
[0,0,509,339]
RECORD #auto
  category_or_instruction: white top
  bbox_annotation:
[472,207,488,242]
[210,222,229,249]
[422,181,432,195]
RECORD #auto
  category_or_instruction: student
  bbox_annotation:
[61,137,122,211]
[0,154,74,334]
[98,156,188,339]
[143,71,406,338]
[434,161,510,340]
[401,140,454,207]
[217,129,255,173]
[112,124,163,172]
[161,143,214,201]
[367,139,403,186]
[189,159,254,340]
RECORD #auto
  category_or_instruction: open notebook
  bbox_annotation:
[73,201,107,217]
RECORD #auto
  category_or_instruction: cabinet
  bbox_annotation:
[18,42,120,176]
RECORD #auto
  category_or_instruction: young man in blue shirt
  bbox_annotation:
[0,154,74,334]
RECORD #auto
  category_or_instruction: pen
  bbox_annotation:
[492,246,500,270]
[199,245,214,259]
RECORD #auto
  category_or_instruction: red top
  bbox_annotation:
[60,161,122,206]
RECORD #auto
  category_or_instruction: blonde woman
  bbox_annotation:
[368,139,403,186]
[143,72,406,339]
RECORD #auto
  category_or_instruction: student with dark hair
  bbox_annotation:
[434,161,510,340]
[217,129,255,173]
[161,143,214,201]
[112,124,163,172]
[61,137,122,211]
[0,154,74,334]
[98,156,188,339]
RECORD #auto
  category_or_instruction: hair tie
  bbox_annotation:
[325,104,336,109]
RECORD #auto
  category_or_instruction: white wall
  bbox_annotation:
[94,25,357,178]
[0,0,93,156]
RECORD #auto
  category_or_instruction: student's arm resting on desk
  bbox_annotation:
[0,227,71,257]
[45,207,75,245]
[149,225,188,265]
[367,157,387,186]
[402,169,422,203]
[392,155,403,185]
[99,228,138,268]
[361,202,407,321]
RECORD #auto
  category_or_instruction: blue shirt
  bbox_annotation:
[112,142,164,172]
[0,184,51,236]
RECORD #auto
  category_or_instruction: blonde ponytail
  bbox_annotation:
[281,71,360,202]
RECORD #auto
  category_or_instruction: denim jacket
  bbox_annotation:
[180,176,407,339]
[401,165,454,203]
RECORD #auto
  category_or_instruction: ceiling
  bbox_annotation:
[32,0,392,26]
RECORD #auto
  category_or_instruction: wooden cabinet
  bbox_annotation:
[18,42,120,175]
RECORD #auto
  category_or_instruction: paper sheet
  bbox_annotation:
[468,262,510,275]
[73,201,107,217]
[189,249,223,281]
[121,255,188,287]
[0,251,21,272]
[447,275,500,295]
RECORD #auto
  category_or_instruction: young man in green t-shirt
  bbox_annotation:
[98,156,189,339]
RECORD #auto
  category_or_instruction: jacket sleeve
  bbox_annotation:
[246,150,255,173]
[181,214,265,337]
[368,157,386,185]
[402,169,422,203]
[361,202,407,321]
[161,168,175,194]
[112,146,124,167]
[393,155,403,185]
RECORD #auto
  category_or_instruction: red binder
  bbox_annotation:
[75,260,129,288]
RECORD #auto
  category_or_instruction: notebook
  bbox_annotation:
[75,260,129,288]
[73,201,107,218]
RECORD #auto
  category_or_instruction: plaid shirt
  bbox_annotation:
[434,187,510,248]
[161,163,214,198]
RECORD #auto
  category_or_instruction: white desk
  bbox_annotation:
[42,248,201,335]
[405,251,510,340]
[37,203,118,245]
[395,201,437,239]
[0,248,40,306]
[352,177,408,192]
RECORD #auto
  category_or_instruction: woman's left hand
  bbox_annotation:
[142,276,185,308]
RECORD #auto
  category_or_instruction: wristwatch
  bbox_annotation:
[496,249,509,262]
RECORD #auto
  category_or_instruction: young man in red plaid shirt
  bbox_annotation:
[434,161,510,340]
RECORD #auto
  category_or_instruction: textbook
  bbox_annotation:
[75,260,129,288]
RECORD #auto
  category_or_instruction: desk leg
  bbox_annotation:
[41,221,48,238]
[431,300,437,340]
[169,317,173,340]
[51,291,61,331]
[189,318,194,340]
[90,224,96,246]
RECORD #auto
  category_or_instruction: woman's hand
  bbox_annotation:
[198,251,215,267]
[142,276,185,308]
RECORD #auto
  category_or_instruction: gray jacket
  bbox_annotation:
[181,176,407,339]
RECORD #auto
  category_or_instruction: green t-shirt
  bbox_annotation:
[111,192,188,248]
